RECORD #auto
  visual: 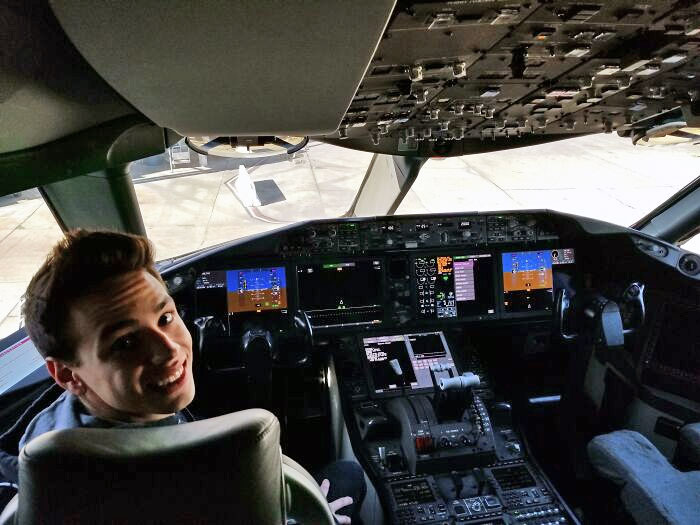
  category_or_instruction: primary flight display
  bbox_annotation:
[195,267,288,315]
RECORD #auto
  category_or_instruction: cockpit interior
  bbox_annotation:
[150,209,698,524]
[2,1,700,524]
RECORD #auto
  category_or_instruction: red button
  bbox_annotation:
[414,435,434,453]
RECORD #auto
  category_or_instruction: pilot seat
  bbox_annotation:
[0,409,335,524]
[588,424,700,525]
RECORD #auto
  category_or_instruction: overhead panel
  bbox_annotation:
[50,0,396,136]
[323,0,700,156]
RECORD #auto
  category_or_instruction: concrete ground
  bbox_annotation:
[1,135,699,340]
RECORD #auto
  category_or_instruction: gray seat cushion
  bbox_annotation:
[588,430,700,525]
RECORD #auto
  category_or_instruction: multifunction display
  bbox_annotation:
[362,332,456,395]
[502,251,554,313]
[297,260,383,312]
[414,254,495,320]
[195,267,288,315]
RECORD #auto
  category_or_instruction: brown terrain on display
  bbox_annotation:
[227,289,287,313]
[503,270,553,293]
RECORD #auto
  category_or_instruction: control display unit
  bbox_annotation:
[502,249,575,313]
[297,259,384,328]
[414,254,495,320]
[195,266,288,316]
[362,332,456,395]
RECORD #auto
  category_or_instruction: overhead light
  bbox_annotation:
[597,65,621,75]
[662,53,687,64]
[636,65,661,76]
[566,46,591,58]
[622,59,650,72]
[480,87,501,97]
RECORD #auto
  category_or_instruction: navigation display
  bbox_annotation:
[195,266,288,315]
[414,254,495,320]
[502,251,553,313]
[297,260,383,312]
[362,332,456,395]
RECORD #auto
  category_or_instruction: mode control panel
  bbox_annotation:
[280,213,557,256]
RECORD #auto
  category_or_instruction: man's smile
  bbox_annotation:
[147,360,188,393]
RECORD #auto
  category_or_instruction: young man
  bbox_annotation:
[0,230,363,523]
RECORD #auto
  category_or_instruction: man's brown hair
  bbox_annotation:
[22,229,163,363]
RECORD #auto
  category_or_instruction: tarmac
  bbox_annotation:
[1,134,699,340]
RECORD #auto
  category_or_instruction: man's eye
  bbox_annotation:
[112,334,137,352]
[159,312,174,326]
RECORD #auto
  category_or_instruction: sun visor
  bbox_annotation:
[50,0,395,136]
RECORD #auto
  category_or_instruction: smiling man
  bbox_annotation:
[1,230,362,523]
[18,230,196,446]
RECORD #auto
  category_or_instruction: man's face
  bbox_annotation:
[62,269,195,422]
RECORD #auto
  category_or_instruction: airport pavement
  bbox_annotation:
[1,135,699,340]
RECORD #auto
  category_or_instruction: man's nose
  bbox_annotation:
[147,328,180,365]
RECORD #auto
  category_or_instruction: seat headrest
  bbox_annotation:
[18,409,284,525]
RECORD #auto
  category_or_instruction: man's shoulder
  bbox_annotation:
[19,393,195,450]
[19,391,84,449]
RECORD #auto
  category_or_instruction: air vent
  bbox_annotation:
[679,253,700,276]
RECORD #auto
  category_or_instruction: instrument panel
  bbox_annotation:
[189,213,579,332]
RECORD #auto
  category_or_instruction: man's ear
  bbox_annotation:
[45,358,86,395]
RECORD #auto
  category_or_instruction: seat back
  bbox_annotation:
[17,409,284,524]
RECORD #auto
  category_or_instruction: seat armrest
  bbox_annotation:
[282,454,335,525]
[0,494,17,525]
[678,423,700,470]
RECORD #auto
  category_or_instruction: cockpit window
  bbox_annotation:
[131,140,372,260]
[681,233,700,254]
[0,188,64,339]
[396,134,700,230]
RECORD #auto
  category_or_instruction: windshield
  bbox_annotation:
[396,134,700,226]
[132,135,700,260]
[1,135,699,340]
[131,141,373,260]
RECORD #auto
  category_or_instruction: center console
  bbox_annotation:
[342,331,578,525]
